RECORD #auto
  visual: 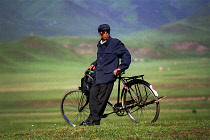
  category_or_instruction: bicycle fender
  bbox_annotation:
[150,85,158,97]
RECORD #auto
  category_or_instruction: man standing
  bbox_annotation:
[80,24,131,126]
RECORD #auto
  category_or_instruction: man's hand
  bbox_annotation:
[87,64,95,70]
[113,68,121,76]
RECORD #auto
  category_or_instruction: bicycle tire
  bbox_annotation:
[122,79,160,123]
[60,90,89,126]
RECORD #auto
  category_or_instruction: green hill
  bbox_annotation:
[0,36,92,73]
[121,15,210,59]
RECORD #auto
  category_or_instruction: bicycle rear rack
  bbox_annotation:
[122,75,144,81]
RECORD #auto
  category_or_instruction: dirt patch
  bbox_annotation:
[161,96,210,102]
[25,36,49,48]
[61,44,69,48]
[171,41,209,52]
[159,26,190,33]
[155,84,210,88]
[26,41,48,48]
[74,48,96,55]
[74,43,97,55]
[60,43,97,55]
[127,47,161,59]
[79,43,95,48]
[9,99,60,108]
[32,99,59,108]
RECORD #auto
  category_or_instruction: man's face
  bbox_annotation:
[99,30,110,41]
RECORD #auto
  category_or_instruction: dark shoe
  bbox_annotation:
[93,120,100,125]
[79,120,93,126]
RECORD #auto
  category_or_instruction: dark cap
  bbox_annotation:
[98,24,110,32]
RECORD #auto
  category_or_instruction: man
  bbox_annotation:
[80,24,131,126]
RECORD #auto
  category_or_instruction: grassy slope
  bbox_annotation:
[119,16,210,59]
[0,36,94,73]
[122,16,210,46]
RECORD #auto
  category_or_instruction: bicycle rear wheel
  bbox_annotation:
[61,90,89,126]
[122,80,160,123]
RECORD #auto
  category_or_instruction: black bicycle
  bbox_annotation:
[61,71,165,126]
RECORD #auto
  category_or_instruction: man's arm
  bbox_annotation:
[115,41,131,70]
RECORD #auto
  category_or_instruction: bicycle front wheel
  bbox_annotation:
[122,80,160,123]
[61,90,89,126]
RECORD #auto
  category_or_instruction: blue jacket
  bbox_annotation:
[92,37,131,84]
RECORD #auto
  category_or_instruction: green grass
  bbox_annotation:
[0,112,209,139]
[0,58,209,139]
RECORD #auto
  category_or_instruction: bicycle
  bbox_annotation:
[60,70,165,126]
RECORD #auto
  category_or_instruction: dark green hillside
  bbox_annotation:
[0,0,209,42]
[0,36,91,73]
[121,16,210,59]
[157,16,210,46]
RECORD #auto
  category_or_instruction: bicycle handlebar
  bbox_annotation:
[116,70,125,76]
[85,70,94,75]
[85,70,125,77]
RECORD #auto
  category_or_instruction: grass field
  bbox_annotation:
[0,58,209,139]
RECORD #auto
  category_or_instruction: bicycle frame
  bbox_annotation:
[104,73,131,117]
[115,73,145,105]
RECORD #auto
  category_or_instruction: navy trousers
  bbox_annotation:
[87,80,114,122]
